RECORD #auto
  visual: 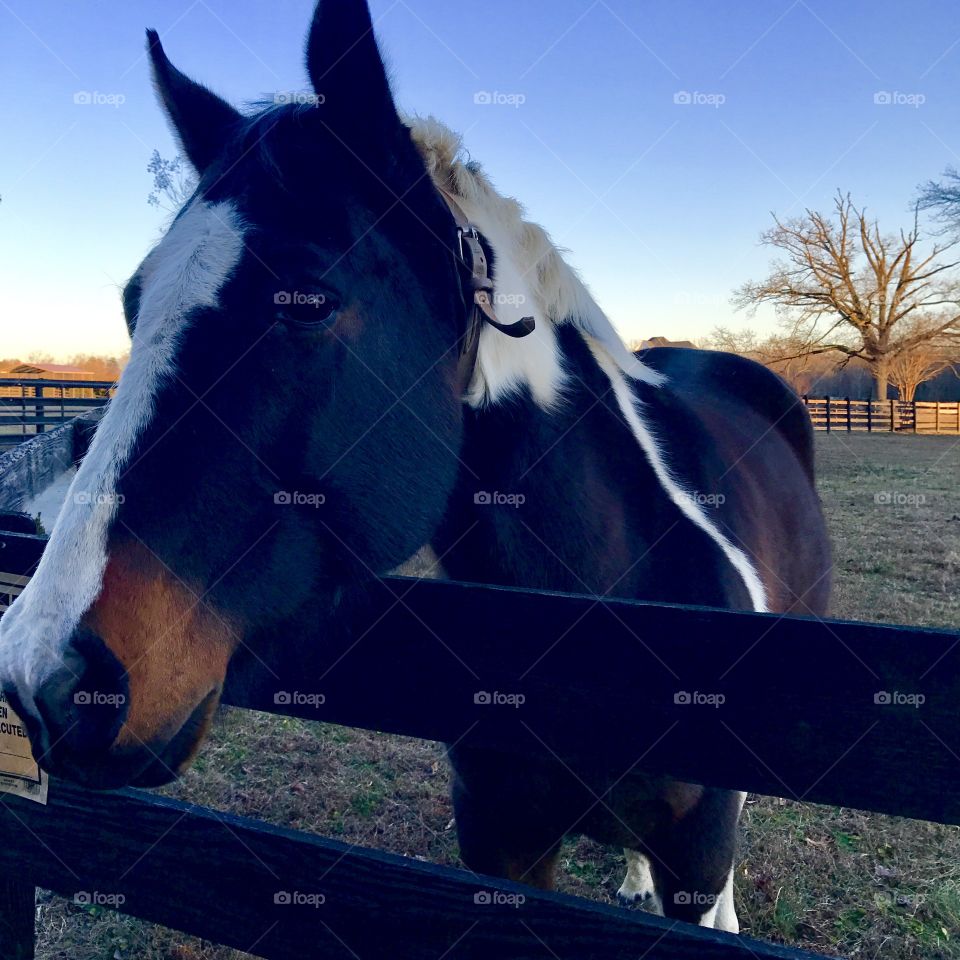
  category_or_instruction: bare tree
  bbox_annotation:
[699,326,761,355]
[147,151,196,212]
[887,337,957,401]
[701,326,839,395]
[735,192,960,399]
[918,167,960,231]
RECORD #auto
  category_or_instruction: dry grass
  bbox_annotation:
[33,433,960,959]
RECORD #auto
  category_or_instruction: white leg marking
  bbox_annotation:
[584,337,768,613]
[712,866,740,934]
[699,896,721,929]
[618,849,663,914]
[711,790,746,933]
[709,791,745,933]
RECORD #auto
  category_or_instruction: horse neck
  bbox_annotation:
[437,325,643,594]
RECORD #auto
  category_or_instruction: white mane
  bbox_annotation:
[406,119,766,613]
[407,116,664,407]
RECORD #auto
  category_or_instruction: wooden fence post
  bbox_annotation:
[845,397,852,431]
[31,385,42,439]
[0,877,35,960]
[824,396,831,433]
[935,402,940,434]
[913,400,917,433]
[890,398,895,432]
[867,399,873,432]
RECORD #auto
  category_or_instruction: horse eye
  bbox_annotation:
[274,292,340,330]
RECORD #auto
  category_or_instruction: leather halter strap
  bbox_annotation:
[437,187,537,365]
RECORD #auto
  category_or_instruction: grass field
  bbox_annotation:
[31,433,960,960]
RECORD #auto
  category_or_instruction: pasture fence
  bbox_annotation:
[0,418,958,959]
[802,395,960,434]
[0,379,115,451]
[6,384,958,448]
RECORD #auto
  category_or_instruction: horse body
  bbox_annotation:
[0,0,831,936]
[437,327,829,610]
[433,331,829,927]
[411,122,830,928]
[432,327,829,927]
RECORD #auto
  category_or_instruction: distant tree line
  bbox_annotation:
[0,353,128,381]
[697,328,959,402]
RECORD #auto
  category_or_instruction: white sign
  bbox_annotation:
[0,692,48,804]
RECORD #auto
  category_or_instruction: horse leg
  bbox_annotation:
[617,849,662,913]
[647,789,745,932]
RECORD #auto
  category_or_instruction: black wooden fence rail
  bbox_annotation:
[1,528,958,958]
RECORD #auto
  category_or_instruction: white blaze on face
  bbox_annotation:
[0,201,245,707]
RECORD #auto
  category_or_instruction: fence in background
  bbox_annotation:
[0,379,115,450]
[802,396,960,434]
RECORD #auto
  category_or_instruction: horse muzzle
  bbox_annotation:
[1,625,222,789]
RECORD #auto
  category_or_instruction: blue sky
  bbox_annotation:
[1,0,959,358]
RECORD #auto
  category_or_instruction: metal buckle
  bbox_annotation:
[457,223,536,343]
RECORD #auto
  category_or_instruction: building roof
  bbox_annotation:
[7,363,95,376]
[640,337,697,350]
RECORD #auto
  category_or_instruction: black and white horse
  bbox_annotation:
[0,0,830,933]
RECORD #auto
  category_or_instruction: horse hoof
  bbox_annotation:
[617,888,654,907]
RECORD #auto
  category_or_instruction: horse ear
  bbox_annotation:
[146,29,242,173]
[305,0,400,133]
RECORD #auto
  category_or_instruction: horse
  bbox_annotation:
[0,0,831,934]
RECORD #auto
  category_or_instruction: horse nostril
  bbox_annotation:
[31,629,129,767]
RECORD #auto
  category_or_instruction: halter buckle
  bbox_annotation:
[444,193,536,355]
